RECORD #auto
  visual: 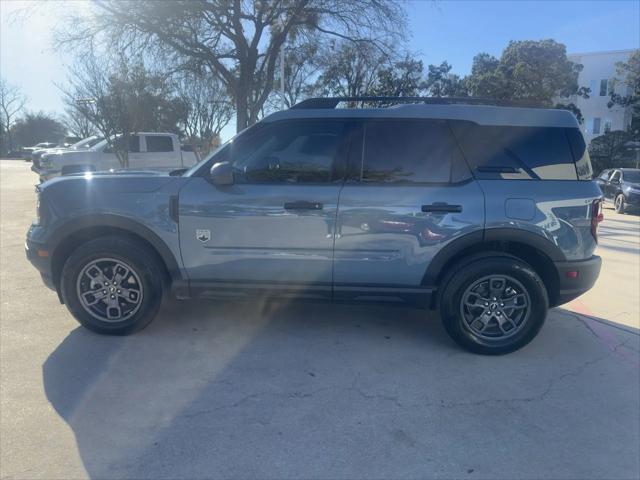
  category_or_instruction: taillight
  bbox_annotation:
[591,198,604,241]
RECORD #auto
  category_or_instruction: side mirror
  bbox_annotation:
[209,161,234,186]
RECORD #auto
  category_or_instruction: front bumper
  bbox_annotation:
[31,166,59,181]
[553,255,601,306]
[25,237,56,291]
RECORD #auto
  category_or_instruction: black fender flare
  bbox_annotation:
[49,213,183,282]
[422,228,566,286]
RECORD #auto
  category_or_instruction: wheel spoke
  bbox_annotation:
[85,264,109,285]
[77,257,143,323]
[81,289,108,306]
[116,286,141,304]
[113,263,131,285]
[489,277,506,299]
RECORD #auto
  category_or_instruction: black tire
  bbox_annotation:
[439,253,549,355]
[60,236,165,335]
[614,193,626,214]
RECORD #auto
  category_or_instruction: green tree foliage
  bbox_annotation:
[10,112,67,148]
[372,55,425,98]
[466,40,583,104]
[424,61,468,97]
[465,40,586,121]
[608,49,640,136]
[589,129,638,171]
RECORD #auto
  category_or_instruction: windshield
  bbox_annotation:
[69,136,104,150]
[182,128,257,177]
[623,170,640,183]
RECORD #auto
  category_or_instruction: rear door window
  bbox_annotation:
[360,120,470,184]
[146,136,174,153]
[451,122,578,180]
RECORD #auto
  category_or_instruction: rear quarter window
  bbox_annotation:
[451,122,580,180]
[361,120,471,184]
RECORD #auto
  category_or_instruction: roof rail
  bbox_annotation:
[290,96,544,109]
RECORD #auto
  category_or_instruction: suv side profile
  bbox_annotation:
[26,98,603,354]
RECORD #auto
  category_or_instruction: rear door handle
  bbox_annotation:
[284,201,324,210]
[421,203,463,213]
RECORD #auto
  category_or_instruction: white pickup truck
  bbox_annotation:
[34,132,199,182]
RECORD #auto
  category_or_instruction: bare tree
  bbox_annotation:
[60,55,185,167]
[174,72,233,155]
[275,37,323,109]
[56,0,406,132]
[0,78,27,153]
[63,105,97,139]
[315,40,390,104]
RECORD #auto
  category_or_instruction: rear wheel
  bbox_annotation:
[615,193,626,214]
[439,255,548,355]
[60,236,164,335]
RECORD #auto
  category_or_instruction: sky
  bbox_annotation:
[1,0,639,140]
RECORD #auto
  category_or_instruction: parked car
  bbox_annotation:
[31,135,104,168]
[26,97,603,354]
[22,142,57,160]
[595,168,640,214]
[33,136,104,169]
[32,132,199,182]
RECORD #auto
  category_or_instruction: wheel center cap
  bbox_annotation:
[490,302,498,310]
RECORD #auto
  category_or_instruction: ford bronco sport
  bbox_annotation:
[26,97,603,354]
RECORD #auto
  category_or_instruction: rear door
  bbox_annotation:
[178,119,352,296]
[333,119,485,301]
[98,135,142,170]
[141,135,179,168]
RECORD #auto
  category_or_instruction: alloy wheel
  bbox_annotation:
[76,258,144,322]
[460,275,531,340]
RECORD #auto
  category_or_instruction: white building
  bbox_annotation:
[565,49,635,144]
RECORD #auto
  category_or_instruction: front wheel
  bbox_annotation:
[439,255,549,355]
[615,194,626,214]
[60,236,165,335]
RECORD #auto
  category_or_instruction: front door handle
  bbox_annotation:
[284,201,324,210]
[421,203,463,213]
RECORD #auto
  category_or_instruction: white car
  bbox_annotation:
[31,136,104,166]
[22,142,57,160]
[35,133,199,182]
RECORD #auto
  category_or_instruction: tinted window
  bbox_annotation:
[623,170,640,183]
[105,136,140,153]
[231,121,349,184]
[598,170,611,180]
[451,122,578,180]
[610,170,621,182]
[146,136,173,152]
[361,120,468,184]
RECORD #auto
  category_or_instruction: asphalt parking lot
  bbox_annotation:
[1,159,639,479]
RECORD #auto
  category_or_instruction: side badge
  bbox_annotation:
[196,229,211,243]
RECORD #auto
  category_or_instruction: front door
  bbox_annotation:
[178,119,352,297]
[333,119,485,300]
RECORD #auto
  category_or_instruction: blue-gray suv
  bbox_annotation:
[26,97,603,354]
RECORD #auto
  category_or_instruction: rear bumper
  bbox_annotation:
[553,255,601,306]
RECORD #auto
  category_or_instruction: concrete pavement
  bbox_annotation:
[1,160,639,479]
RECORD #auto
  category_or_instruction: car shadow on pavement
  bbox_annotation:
[42,300,640,479]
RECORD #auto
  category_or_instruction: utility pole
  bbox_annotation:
[280,46,285,110]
